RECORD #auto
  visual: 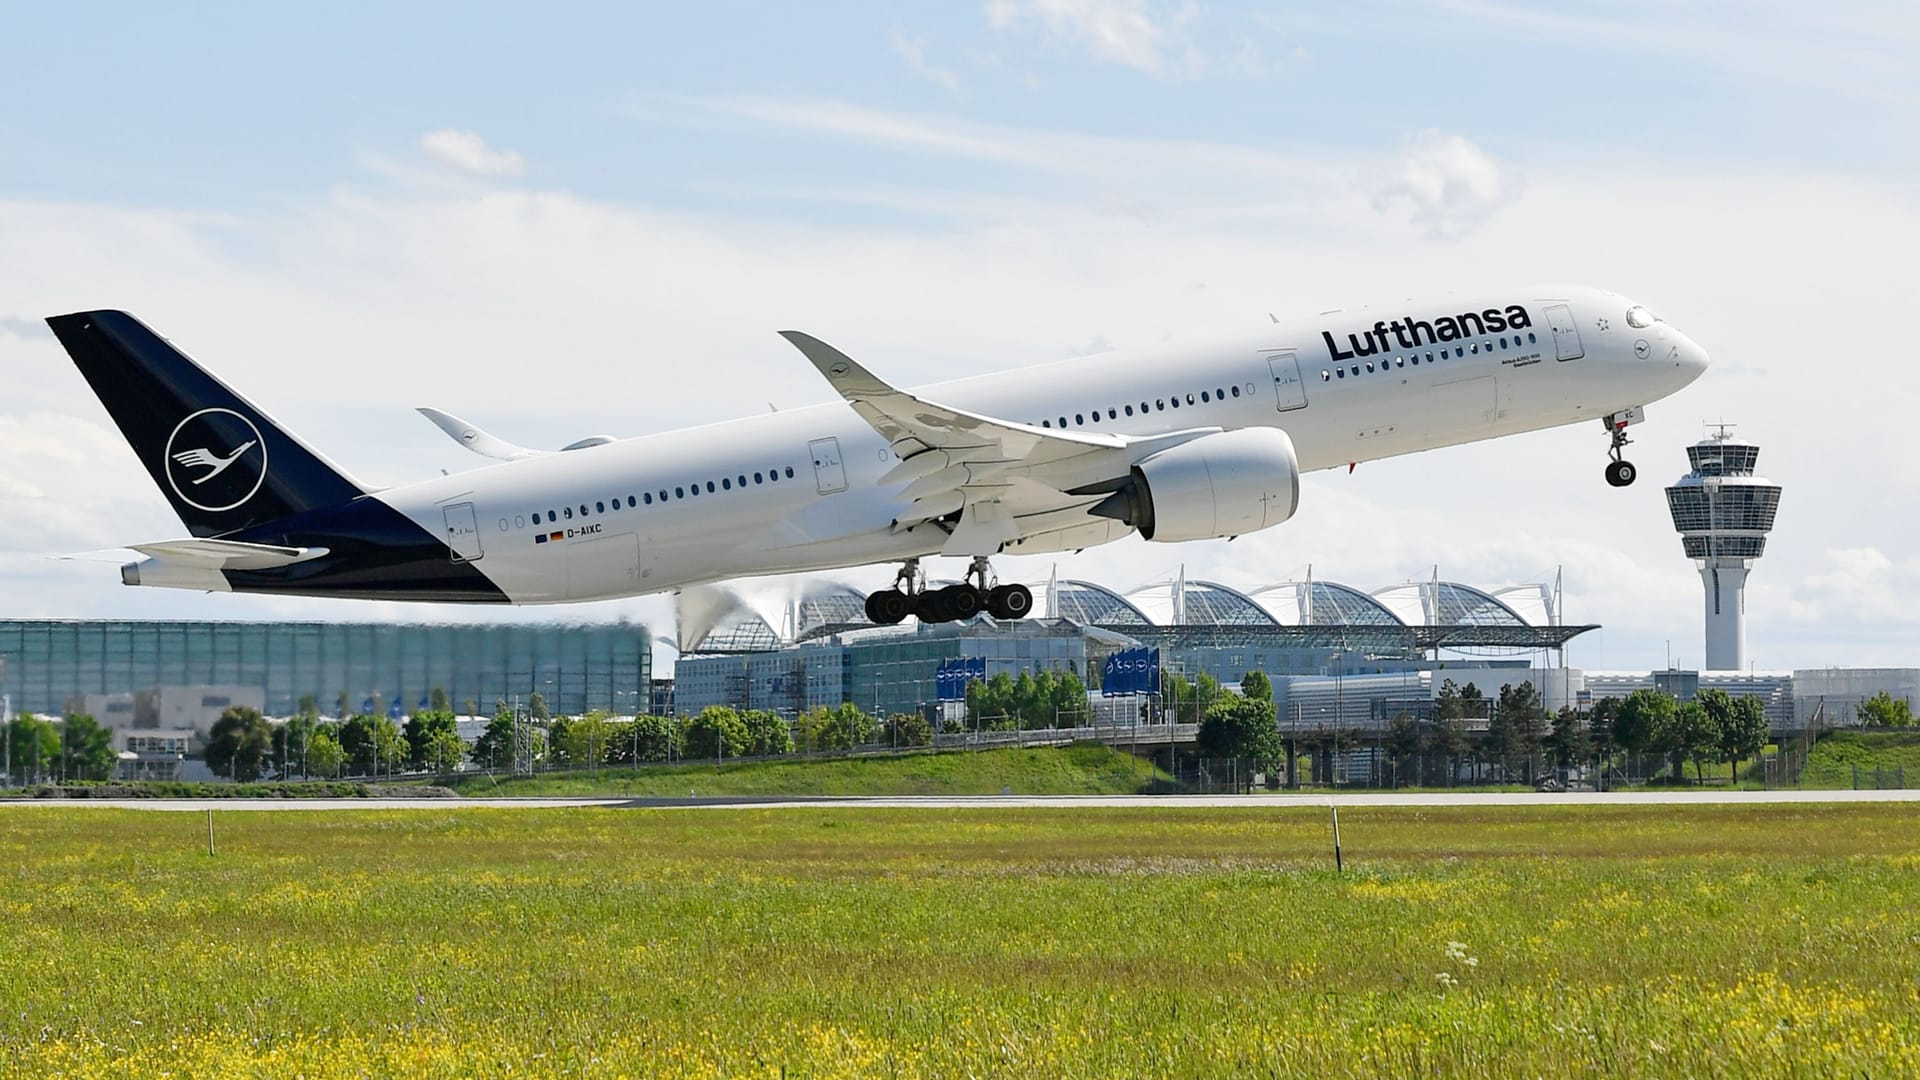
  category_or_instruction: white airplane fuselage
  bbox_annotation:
[53,284,1708,604]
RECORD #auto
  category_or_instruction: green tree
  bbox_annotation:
[424,728,466,773]
[622,715,678,762]
[430,686,451,713]
[684,706,751,760]
[1491,682,1548,781]
[206,706,272,782]
[527,692,550,721]
[1048,671,1088,728]
[1383,713,1422,786]
[556,710,619,766]
[1161,671,1193,724]
[1658,700,1719,783]
[277,710,318,778]
[1547,707,1592,771]
[881,711,932,747]
[297,693,318,717]
[1859,690,1916,728]
[58,713,116,781]
[741,709,795,757]
[1239,670,1273,702]
[966,672,1018,731]
[7,715,59,784]
[1612,688,1673,765]
[340,714,405,775]
[795,703,874,751]
[1012,671,1045,729]
[403,709,460,770]
[471,705,520,771]
[1426,713,1470,787]
[1717,695,1770,779]
[1196,694,1282,786]
[306,730,345,778]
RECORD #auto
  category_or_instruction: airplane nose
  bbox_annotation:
[1675,331,1710,380]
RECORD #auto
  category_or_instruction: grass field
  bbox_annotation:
[1799,730,1920,788]
[1,804,1917,1077]
[447,742,1170,797]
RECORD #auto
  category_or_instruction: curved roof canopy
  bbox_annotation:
[1370,582,1528,626]
[1245,581,1402,626]
[1050,580,1153,627]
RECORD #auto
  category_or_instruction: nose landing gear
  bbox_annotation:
[862,557,1034,625]
[1602,408,1644,488]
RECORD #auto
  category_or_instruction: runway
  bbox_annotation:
[2,789,1917,811]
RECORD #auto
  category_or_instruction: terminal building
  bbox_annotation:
[0,619,652,720]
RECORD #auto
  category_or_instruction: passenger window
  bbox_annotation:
[1216,387,1226,399]
[627,496,636,508]
[1201,391,1210,402]
[689,484,698,497]
[1230,386,1240,398]
[1470,343,1479,354]
[1124,405,1134,416]
[1528,332,1537,344]
[659,490,668,502]
[675,487,684,498]
[785,466,794,478]
[1058,416,1068,427]
[1365,361,1375,372]
[532,512,542,524]
[1156,399,1165,410]
[1075,414,1084,425]
[1107,408,1117,419]
[1170,397,1179,408]
[754,472,764,484]
[1185,393,1195,405]
[722,478,731,490]
[1335,369,1344,379]
[1140,401,1150,413]
[564,507,574,519]
[1396,357,1404,368]
[1455,346,1465,357]
[738,475,746,488]
[515,515,526,528]
[706,481,716,493]
[643,492,653,505]
[596,501,605,513]
[1499,336,1508,349]
[1042,419,1051,428]
[580,504,589,516]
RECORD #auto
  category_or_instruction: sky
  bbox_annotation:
[1,0,1916,674]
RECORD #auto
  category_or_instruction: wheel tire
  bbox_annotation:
[864,591,884,623]
[915,589,954,624]
[992,583,1034,620]
[1606,460,1636,488]
[945,584,984,620]
[872,590,913,625]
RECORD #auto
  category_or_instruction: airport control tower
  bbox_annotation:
[1665,427,1782,670]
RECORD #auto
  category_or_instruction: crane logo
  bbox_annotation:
[164,408,268,513]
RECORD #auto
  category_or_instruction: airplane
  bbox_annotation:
[46,285,1707,623]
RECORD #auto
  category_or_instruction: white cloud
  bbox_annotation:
[1372,130,1515,239]
[985,0,1200,75]
[890,28,961,93]
[419,129,526,178]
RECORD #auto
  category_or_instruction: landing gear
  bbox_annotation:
[1602,409,1642,488]
[860,557,1034,625]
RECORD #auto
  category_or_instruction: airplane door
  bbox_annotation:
[442,502,484,563]
[808,437,848,494]
[1265,351,1308,411]
[1544,303,1584,361]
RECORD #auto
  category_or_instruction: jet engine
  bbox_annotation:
[1088,427,1300,542]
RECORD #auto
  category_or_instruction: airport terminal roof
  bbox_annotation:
[683,576,1593,654]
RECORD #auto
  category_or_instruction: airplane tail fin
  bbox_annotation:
[45,310,366,538]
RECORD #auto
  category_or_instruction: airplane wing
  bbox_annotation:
[780,330,1214,554]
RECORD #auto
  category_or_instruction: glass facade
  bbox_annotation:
[0,620,651,718]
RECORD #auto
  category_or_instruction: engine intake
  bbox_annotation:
[1089,428,1300,543]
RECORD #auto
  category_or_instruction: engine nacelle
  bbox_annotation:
[1089,427,1300,543]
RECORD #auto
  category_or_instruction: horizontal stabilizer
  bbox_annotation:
[127,537,329,570]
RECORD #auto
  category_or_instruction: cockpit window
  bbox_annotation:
[1626,305,1657,329]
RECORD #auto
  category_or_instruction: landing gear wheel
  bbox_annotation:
[986,583,1033,620]
[943,583,984,621]
[915,588,955,624]
[867,589,913,624]
[1605,459,1637,488]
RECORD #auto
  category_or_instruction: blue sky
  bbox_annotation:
[1,1,1916,672]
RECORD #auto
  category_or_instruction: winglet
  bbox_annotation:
[416,408,543,461]
[778,330,896,401]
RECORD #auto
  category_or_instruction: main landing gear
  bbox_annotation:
[1603,409,1642,488]
[863,557,1034,625]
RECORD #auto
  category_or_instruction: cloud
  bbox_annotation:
[985,0,1200,75]
[419,129,526,178]
[890,28,961,93]
[1372,130,1515,239]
